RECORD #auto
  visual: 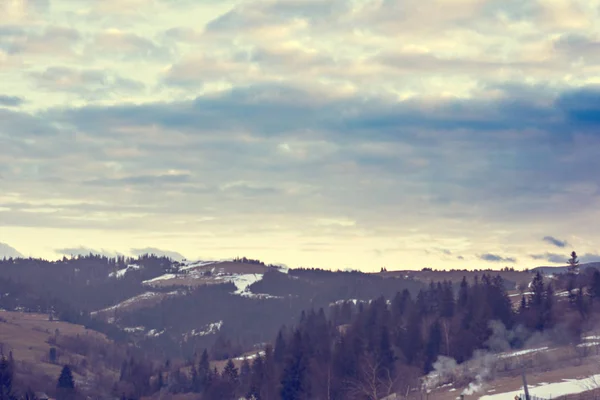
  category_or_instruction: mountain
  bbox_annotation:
[532,261,600,275]
[0,255,423,360]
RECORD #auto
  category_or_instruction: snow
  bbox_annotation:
[147,329,165,337]
[223,274,263,296]
[109,264,142,278]
[584,335,600,340]
[143,273,177,284]
[479,374,600,400]
[497,347,549,359]
[92,290,184,314]
[124,326,145,333]
[179,260,219,271]
[183,321,223,340]
[577,342,599,348]
[198,321,223,336]
[235,351,265,361]
[509,292,533,297]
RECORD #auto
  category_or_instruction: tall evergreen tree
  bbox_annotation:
[280,330,308,400]
[57,365,75,389]
[424,320,442,373]
[568,251,579,275]
[56,365,75,400]
[591,270,600,303]
[0,356,16,400]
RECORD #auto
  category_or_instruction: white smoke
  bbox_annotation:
[461,350,498,395]
[423,356,458,391]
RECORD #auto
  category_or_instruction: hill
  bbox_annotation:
[0,310,144,398]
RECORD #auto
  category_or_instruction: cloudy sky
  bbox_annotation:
[1,0,600,270]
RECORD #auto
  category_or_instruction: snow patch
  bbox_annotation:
[497,346,549,359]
[479,374,600,400]
[109,264,142,278]
[124,326,145,333]
[147,329,165,337]
[179,260,219,271]
[235,351,265,361]
[577,342,599,348]
[143,273,177,284]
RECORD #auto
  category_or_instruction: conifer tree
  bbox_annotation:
[590,270,600,302]
[280,330,308,400]
[568,251,579,275]
[0,355,16,400]
[57,365,75,389]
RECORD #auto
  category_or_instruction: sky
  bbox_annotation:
[1,0,600,271]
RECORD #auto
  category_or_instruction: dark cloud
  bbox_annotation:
[542,236,569,248]
[0,242,24,259]
[0,95,24,107]
[479,253,517,263]
[130,247,186,261]
[530,252,566,264]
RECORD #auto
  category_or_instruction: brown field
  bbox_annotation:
[145,261,276,288]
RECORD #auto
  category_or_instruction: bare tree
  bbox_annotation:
[346,355,400,400]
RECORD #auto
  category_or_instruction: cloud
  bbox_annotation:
[479,253,517,263]
[542,236,569,248]
[130,247,186,261]
[30,67,145,96]
[0,242,24,259]
[0,95,24,107]
[530,252,566,264]
[55,247,124,258]
[0,26,80,56]
[90,30,173,60]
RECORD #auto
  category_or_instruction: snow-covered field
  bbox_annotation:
[92,290,183,315]
[479,374,600,400]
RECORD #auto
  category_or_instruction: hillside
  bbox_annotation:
[0,310,136,398]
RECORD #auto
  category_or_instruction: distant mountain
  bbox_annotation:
[532,261,600,275]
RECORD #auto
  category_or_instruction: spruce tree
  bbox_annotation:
[568,251,579,275]
[57,365,75,389]
[0,356,16,400]
[280,330,308,400]
[591,270,600,303]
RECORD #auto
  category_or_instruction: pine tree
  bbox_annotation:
[568,251,579,275]
[458,277,469,310]
[274,329,287,364]
[280,330,308,400]
[222,359,239,384]
[198,349,210,392]
[0,356,17,400]
[57,365,75,389]
[591,270,600,303]
[424,320,442,373]
[56,365,75,400]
